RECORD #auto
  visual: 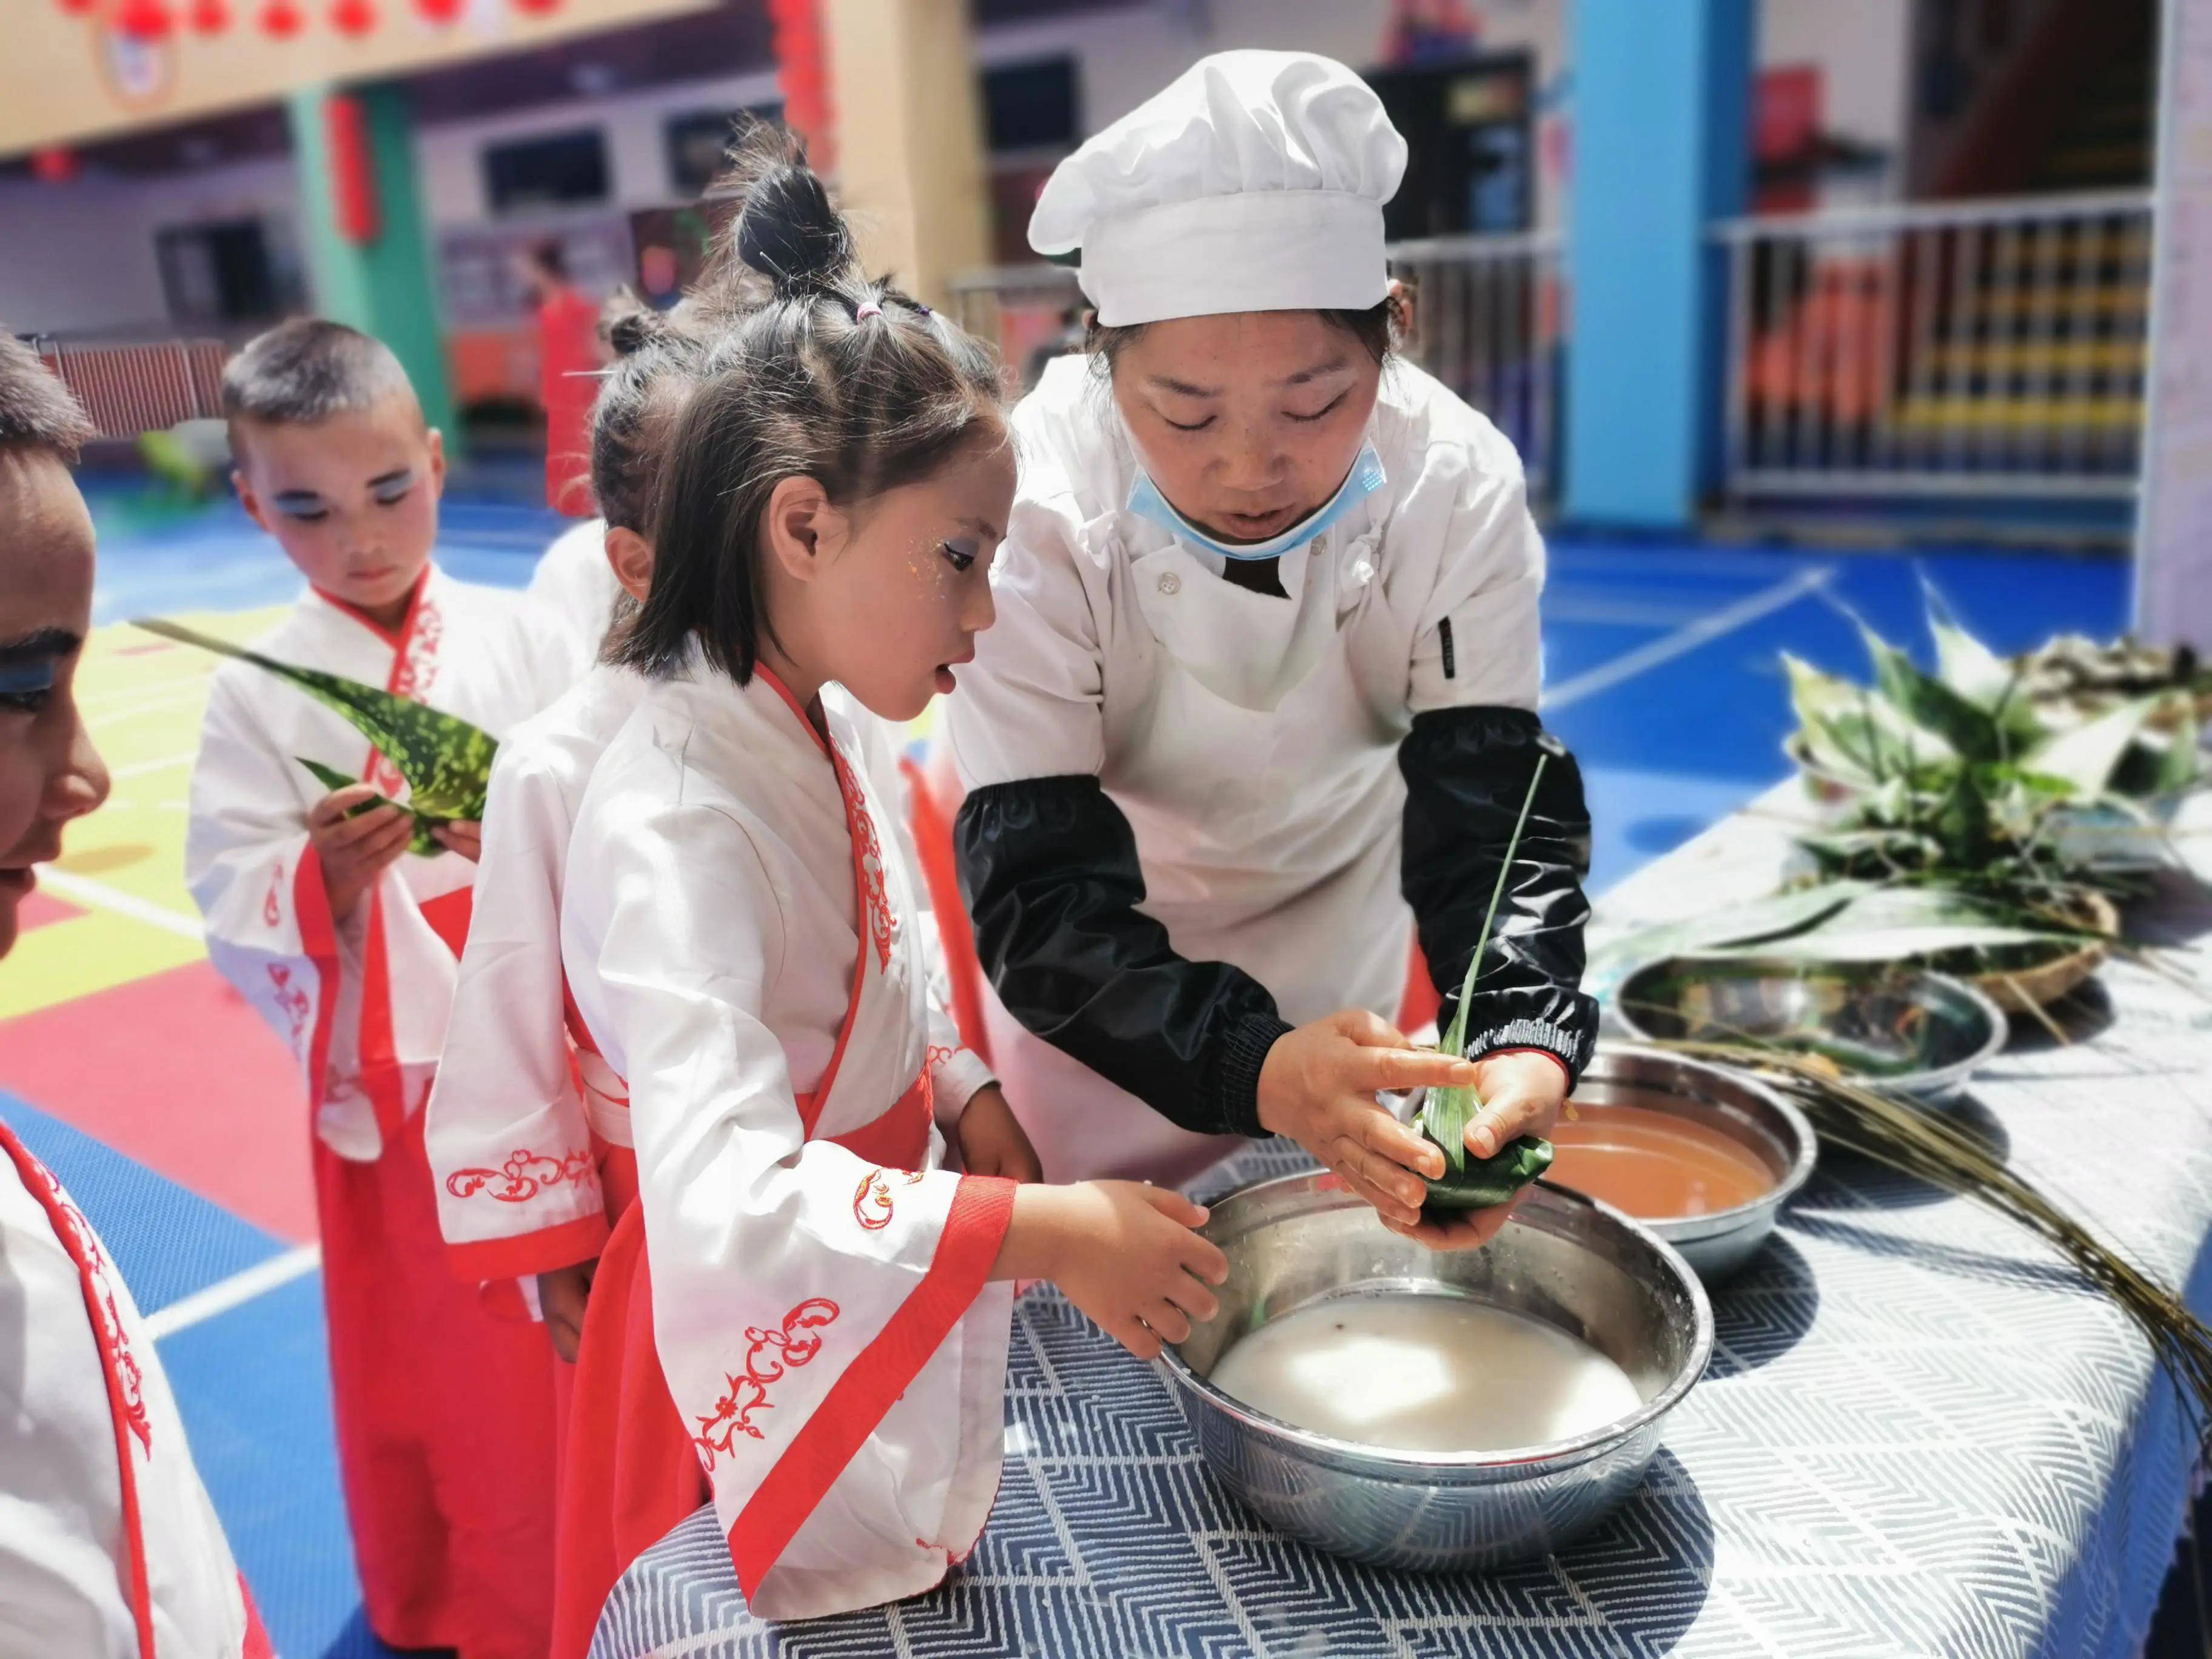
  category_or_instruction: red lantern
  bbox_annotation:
[512,0,563,13]
[767,0,833,169]
[188,0,231,31]
[30,148,79,184]
[258,0,302,34]
[415,0,461,20]
[330,0,374,33]
[118,0,176,39]
[53,0,101,16]
[324,93,381,246]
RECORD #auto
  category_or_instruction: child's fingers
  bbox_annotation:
[1113,1315,1164,1362]
[1176,1232,1229,1287]
[318,804,406,851]
[1139,1187,1210,1229]
[1141,1299,1193,1345]
[307,783,382,827]
[1164,1267,1219,1325]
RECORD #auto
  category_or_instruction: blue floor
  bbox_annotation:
[50,480,2130,1655]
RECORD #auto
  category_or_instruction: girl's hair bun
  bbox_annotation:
[599,286,668,357]
[734,159,856,300]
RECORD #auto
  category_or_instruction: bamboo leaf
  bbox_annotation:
[1860,622,2004,763]
[1426,752,1551,1174]
[2022,694,2167,797]
[137,617,498,822]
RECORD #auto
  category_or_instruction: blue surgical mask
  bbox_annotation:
[1126,442,1387,562]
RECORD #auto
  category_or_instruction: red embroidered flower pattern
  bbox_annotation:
[369,595,442,799]
[691,1296,841,1469]
[830,744,896,971]
[444,1147,595,1204]
[267,963,312,1051]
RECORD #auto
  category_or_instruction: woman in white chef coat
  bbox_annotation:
[949,51,1598,1245]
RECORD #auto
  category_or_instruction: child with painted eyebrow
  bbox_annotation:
[551,138,1226,1637]
[0,327,275,1659]
[181,318,569,1659]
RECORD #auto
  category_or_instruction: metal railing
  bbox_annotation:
[948,228,1567,498]
[31,334,230,442]
[1714,189,2153,500]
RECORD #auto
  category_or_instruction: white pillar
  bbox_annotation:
[823,0,993,313]
[2135,0,2212,649]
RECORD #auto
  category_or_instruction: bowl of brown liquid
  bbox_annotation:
[1544,1044,1816,1284]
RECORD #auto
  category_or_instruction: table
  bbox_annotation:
[593,794,2212,1659]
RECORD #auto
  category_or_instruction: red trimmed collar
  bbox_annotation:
[312,564,432,648]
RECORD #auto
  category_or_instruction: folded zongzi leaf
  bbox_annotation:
[1419,1134,1553,1212]
[137,617,498,825]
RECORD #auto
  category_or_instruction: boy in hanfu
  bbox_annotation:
[182,320,573,1659]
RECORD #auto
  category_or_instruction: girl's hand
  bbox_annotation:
[999,1182,1228,1361]
[956,1085,1044,1183]
[536,1259,596,1364]
[431,820,483,862]
[1256,1009,1478,1230]
[308,784,412,920]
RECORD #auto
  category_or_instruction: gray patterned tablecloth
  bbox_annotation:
[594,793,2212,1659]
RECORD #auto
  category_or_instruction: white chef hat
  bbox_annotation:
[1028,50,1409,328]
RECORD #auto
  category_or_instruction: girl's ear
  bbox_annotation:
[604,526,654,601]
[760,474,840,585]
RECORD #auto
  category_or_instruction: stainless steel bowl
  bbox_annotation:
[1610,955,2009,1103]
[1157,1174,1712,1572]
[1567,1044,1817,1284]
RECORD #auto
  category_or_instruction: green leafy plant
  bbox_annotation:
[137,617,498,856]
[1784,595,2199,896]
[1417,752,1558,1215]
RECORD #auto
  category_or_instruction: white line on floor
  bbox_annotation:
[108,749,195,780]
[145,1245,321,1341]
[1543,564,1834,712]
[32,868,204,940]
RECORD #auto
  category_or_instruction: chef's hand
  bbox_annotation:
[1256,1009,1480,1230]
[431,820,483,862]
[956,1085,1044,1183]
[308,784,411,920]
[1463,1050,1570,1159]
[536,1259,595,1364]
[996,1182,1227,1362]
[1376,1050,1570,1254]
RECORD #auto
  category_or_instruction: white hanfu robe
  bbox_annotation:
[526,518,623,690]
[424,665,992,1289]
[561,657,1014,1622]
[0,1119,268,1659]
[424,663,648,1283]
[186,566,569,1159]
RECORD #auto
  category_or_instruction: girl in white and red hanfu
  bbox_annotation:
[184,318,580,1659]
[545,144,1227,1647]
[424,317,702,1310]
[0,326,270,1658]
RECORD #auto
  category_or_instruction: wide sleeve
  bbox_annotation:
[423,745,607,1281]
[184,667,381,1150]
[950,496,1285,1139]
[579,793,1014,1604]
[1395,437,1598,1081]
